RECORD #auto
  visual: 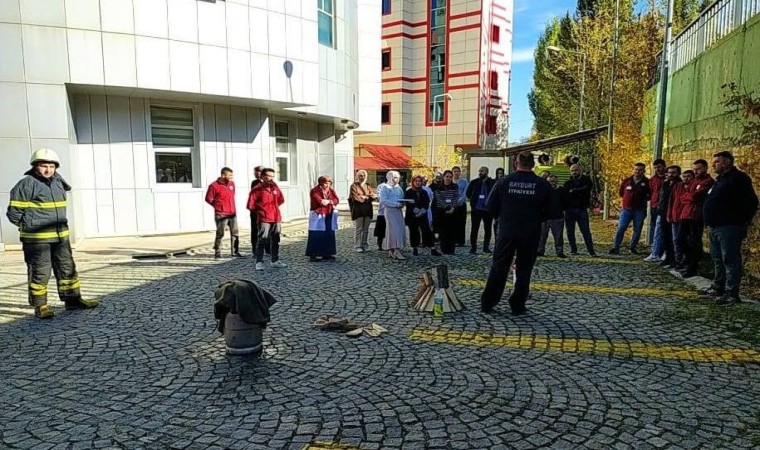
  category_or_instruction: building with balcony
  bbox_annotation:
[0,0,381,250]
[354,0,513,182]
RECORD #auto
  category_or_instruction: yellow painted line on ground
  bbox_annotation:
[409,329,760,364]
[455,279,696,298]
[302,443,362,450]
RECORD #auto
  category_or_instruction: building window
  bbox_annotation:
[151,106,195,184]
[382,49,391,71]
[485,114,497,135]
[490,70,499,90]
[317,0,334,47]
[491,24,500,43]
[382,0,391,15]
[381,103,391,124]
[273,120,294,183]
[428,0,447,123]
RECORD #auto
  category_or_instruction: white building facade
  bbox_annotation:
[0,0,381,250]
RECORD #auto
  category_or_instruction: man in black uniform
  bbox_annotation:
[481,151,551,315]
[6,148,99,319]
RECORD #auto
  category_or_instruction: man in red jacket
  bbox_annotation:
[644,158,667,261]
[610,163,651,254]
[247,168,287,271]
[205,167,242,259]
[678,159,715,277]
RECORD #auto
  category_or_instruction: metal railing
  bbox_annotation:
[669,0,760,73]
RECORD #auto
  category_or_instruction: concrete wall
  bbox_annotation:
[644,13,760,167]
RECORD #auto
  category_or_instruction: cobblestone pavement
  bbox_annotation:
[1,226,759,449]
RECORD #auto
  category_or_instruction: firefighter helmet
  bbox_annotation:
[30,148,61,167]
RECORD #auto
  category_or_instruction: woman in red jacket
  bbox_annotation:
[306,176,340,261]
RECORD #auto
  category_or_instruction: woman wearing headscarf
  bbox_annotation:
[349,170,376,252]
[405,175,441,256]
[378,171,407,260]
[431,170,460,255]
[306,176,340,261]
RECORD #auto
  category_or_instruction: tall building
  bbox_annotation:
[0,0,381,250]
[354,0,514,181]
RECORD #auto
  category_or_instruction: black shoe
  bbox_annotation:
[481,306,495,314]
[629,248,639,255]
[570,251,579,255]
[483,248,492,254]
[431,249,442,256]
[214,251,222,259]
[537,251,545,257]
[608,248,620,255]
[715,294,741,306]
[309,256,320,262]
[698,286,723,297]
[325,255,336,261]
[412,248,419,256]
[588,252,598,257]
[232,252,244,258]
[679,270,697,278]
[469,248,477,254]
[557,253,567,258]
[510,307,529,316]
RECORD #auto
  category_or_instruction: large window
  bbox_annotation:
[382,0,391,15]
[428,0,447,123]
[273,120,294,183]
[151,106,195,184]
[317,0,334,47]
[491,24,500,43]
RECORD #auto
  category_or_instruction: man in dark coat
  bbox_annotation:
[563,164,597,256]
[700,151,758,305]
[465,166,496,254]
[481,152,551,315]
[538,175,568,257]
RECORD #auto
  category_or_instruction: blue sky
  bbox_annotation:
[509,0,577,142]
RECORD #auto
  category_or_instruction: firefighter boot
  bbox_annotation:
[64,297,100,310]
[35,304,54,319]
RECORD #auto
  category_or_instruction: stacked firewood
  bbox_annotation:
[411,264,465,313]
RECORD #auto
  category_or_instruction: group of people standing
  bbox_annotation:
[349,166,509,260]
[609,152,757,305]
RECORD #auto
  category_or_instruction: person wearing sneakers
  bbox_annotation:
[644,159,667,262]
[610,163,650,255]
[6,148,99,318]
[700,151,758,305]
[247,168,287,270]
[205,167,243,259]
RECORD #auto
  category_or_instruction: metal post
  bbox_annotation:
[603,0,620,221]
[653,0,674,161]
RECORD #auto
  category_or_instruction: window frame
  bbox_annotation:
[381,103,391,124]
[381,48,392,71]
[382,0,391,15]
[147,102,202,189]
[271,118,296,185]
[317,0,335,48]
[491,24,500,43]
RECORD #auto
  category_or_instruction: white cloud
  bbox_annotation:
[512,47,536,63]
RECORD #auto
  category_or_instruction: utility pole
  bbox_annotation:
[603,0,620,221]
[653,0,674,161]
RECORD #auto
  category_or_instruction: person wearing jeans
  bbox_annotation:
[247,168,287,270]
[701,151,758,305]
[563,164,597,256]
[610,163,650,254]
[644,159,667,261]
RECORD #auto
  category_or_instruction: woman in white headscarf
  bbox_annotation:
[349,169,376,252]
[377,171,407,260]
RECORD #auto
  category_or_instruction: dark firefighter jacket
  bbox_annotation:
[7,170,72,243]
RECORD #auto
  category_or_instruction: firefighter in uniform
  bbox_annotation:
[6,148,99,319]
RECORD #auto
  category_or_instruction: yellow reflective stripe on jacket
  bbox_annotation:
[9,200,67,209]
[19,230,70,239]
[28,282,48,296]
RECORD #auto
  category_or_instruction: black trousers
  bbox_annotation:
[454,204,467,246]
[470,209,493,251]
[435,212,457,254]
[23,240,81,307]
[250,213,259,254]
[215,215,239,254]
[408,216,434,248]
[660,216,675,263]
[481,231,540,313]
[681,219,705,272]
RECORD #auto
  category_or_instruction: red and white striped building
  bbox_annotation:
[355,0,514,174]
